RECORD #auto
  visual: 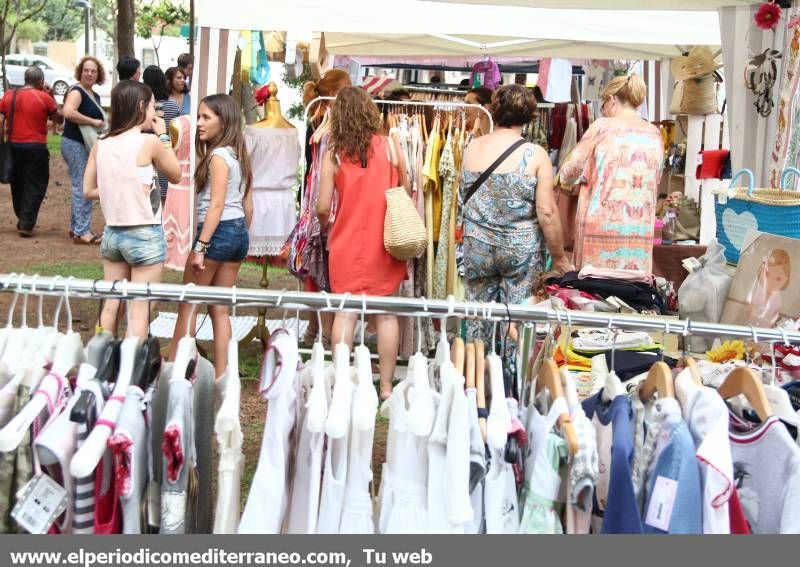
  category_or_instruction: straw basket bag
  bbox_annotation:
[383,138,426,260]
[384,186,426,260]
[714,167,800,264]
[671,75,719,115]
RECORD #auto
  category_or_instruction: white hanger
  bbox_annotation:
[352,295,378,432]
[1,274,30,368]
[306,292,331,433]
[428,295,456,389]
[70,335,140,478]
[0,278,85,452]
[70,279,140,478]
[50,277,85,379]
[0,272,20,358]
[21,275,48,357]
[485,347,511,451]
[404,296,435,436]
[171,283,199,382]
[325,296,353,439]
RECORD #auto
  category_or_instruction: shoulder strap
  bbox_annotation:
[462,138,527,205]
[4,89,18,142]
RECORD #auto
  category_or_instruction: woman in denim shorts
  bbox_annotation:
[83,80,181,338]
[168,94,253,378]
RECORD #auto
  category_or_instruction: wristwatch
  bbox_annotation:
[193,240,210,254]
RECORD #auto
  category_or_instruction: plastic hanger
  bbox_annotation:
[353,295,378,432]
[0,278,85,452]
[325,294,354,439]
[0,272,20,359]
[306,307,329,433]
[485,339,510,451]
[69,280,140,478]
[70,339,120,425]
[1,274,28,368]
[171,283,199,382]
[535,358,579,455]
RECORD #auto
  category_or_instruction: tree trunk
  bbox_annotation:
[116,0,135,58]
[189,0,195,58]
[92,4,98,56]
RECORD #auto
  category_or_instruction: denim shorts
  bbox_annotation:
[101,224,166,266]
[196,217,249,263]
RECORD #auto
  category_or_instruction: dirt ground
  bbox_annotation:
[0,142,389,511]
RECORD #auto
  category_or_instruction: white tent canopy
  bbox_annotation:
[196,0,721,60]
[427,0,758,9]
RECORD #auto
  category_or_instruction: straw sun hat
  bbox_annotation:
[671,46,723,81]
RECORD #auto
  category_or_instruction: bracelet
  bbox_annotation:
[158,133,170,143]
[193,240,210,254]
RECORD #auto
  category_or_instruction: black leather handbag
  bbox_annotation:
[0,88,18,184]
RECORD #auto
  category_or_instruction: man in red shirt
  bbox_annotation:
[0,66,63,236]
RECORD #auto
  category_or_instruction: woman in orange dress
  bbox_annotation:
[317,86,409,399]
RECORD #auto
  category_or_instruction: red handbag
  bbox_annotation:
[695,149,730,180]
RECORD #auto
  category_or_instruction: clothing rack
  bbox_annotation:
[2,274,799,345]
[303,96,494,132]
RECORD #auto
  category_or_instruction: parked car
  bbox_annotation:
[2,54,75,96]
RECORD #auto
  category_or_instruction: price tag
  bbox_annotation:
[11,474,67,534]
[682,257,703,273]
[645,476,678,532]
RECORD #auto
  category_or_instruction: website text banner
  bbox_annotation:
[0,535,782,567]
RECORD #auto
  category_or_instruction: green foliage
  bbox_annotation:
[15,19,46,42]
[30,0,83,41]
[282,63,311,121]
[135,0,189,40]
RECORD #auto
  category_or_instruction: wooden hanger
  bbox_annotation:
[639,361,675,401]
[475,340,487,442]
[681,356,702,385]
[466,341,476,390]
[451,337,465,377]
[535,358,579,455]
[717,366,773,422]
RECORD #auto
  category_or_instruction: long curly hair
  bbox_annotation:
[330,86,381,164]
[194,94,253,197]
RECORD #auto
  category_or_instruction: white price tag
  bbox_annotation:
[682,257,703,273]
[645,476,678,532]
[11,474,67,534]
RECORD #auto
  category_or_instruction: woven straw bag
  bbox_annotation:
[672,75,719,115]
[383,138,426,260]
[384,187,426,260]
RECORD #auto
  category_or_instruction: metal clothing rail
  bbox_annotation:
[303,95,495,133]
[1,274,799,345]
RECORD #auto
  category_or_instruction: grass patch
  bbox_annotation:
[21,261,103,280]
[48,133,61,155]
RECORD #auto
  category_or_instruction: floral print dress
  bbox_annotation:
[560,117,663,273]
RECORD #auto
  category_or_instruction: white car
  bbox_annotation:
[2,54,75,96]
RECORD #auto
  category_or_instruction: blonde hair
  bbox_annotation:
[303,69,352,111]
[602,74,647,109]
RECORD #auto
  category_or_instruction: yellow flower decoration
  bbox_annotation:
[706,340,746,363]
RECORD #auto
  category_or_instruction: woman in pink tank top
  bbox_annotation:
[83,81,181,339]
[317,87,410,400]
